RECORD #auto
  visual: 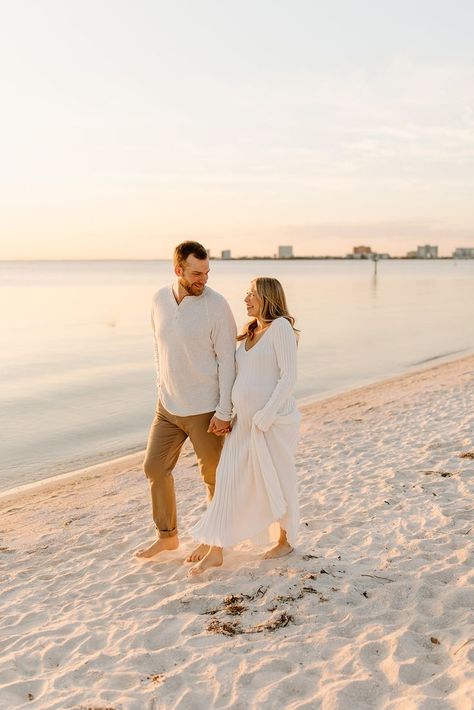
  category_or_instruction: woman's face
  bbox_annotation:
[244,282,263,319]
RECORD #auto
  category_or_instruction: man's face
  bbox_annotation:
[175,255,210,296]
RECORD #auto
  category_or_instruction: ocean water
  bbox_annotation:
[1,258,473,492]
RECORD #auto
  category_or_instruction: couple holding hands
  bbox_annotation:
[135,241,300,576]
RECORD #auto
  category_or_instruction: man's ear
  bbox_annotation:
[174,264,182,277]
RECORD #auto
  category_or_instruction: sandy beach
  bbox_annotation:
[0,355,473,710]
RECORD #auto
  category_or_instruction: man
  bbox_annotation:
[135,241,237,562]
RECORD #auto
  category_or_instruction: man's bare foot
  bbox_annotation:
[188,547,223,577]
[185,543,210,563]
[262,541,294,559]
[134,536,179,559]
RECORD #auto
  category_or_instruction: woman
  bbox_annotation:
[189,277,300,575]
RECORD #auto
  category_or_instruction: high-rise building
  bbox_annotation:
[221,250,232,259]
[416,245,438,258]
[453,247,474,258]
[278,245,293,258]
[353,246,372,255]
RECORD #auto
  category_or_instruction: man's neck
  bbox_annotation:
[173,280,197,305]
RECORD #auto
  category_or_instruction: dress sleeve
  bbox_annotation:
[212,298,237,420]
[252,318,297,432]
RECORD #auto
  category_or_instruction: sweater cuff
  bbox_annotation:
[215,405,232,421]
[252,409,274,432]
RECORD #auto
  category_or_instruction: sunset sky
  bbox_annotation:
[1,0,473,259]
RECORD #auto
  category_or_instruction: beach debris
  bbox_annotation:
[430,637,440,645]
[202,586,268,617]
[28,694,33,701]
[458,451,474,459]
[362,591,369,598]
[0,546,14,553]
[361,573,394,583]
[225,603,248,616]
[254,612,294,632]
[146,673,165,684]
[207,619,243,636]
[422,470,454,477]
[276,592,304,602]
[208,611,296,636]
[225,586,268,603]
[454,638,474,655]
[302,553,319,560]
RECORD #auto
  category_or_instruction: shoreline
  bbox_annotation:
[1,352,472,709]
[1,348,473,504]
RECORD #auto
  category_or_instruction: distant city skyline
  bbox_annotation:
[1,1,474,259]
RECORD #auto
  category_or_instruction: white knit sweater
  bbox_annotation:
[151,284,237,419]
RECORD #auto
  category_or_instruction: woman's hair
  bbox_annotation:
[237,277,299,341]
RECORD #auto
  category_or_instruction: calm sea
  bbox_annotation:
[1,258,473,493]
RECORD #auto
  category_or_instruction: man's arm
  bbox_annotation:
[151,305,160,391]
[211,298,237,424]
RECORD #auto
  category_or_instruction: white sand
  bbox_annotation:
[0,356,473,710]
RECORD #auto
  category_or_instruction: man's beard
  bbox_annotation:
[179,277,204,296]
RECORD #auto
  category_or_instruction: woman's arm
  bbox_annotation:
[252,318,298,432]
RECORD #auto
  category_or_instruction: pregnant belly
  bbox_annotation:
[231,376,275,417]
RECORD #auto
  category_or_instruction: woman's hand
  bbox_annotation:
[208,415,232,436]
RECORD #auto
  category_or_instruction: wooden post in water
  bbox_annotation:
[373,253,379,276]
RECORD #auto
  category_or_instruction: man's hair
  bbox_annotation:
[173,241,208,268]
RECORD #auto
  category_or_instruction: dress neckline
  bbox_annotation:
[244,319,276,352]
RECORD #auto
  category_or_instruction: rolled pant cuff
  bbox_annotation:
[158,529,178,539]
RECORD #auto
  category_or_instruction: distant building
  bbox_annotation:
[221,249,232,259]
[349,245,373,259]
[417,244,438,259]
[453,247,474,258]
[278,245,293,258]
[406,250,418,258]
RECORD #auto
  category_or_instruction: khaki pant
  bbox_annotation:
[143,401,224,538]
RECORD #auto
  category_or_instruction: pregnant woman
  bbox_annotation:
[189,276,301,575]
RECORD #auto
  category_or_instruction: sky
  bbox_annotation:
[1,0,473,259]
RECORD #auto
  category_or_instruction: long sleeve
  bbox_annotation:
[252,318,297,432]
[151,306,160,391]
[211,300,237,420]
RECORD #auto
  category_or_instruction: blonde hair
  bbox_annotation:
[237,277,299,341]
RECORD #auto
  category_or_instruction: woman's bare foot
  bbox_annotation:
[185,543,209,563]
[263,541,294,559]
[188,547,223,576]
[135,536,179,559]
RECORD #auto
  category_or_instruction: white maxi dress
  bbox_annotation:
[190,316,300,548]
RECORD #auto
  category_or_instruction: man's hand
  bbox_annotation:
[208,415,232,436]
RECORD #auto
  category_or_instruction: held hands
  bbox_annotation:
[208,415,232,436]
